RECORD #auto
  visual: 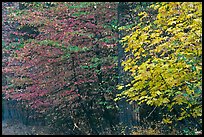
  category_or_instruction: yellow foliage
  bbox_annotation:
[117,2,202,125]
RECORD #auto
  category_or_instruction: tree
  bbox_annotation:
[117,2,202,133]
[3,2,120,134]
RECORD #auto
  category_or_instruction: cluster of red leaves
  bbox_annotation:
[3,2,118,126]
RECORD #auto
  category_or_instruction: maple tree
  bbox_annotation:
[117,2,202,133]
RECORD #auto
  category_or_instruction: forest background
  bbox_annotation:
[2,2,202,135]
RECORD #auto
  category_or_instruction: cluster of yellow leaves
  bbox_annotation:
[118,2,202,124]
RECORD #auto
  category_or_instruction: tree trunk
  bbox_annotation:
[117,2,133,135]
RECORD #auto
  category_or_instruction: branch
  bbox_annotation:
[145,106,157,120]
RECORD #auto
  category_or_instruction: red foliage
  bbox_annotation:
[3,3,118,123]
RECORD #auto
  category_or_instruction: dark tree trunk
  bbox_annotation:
[117,2,134,134]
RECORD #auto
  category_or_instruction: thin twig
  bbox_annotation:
[145,106,157,120]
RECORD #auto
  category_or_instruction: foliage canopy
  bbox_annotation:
[117,2,202,129]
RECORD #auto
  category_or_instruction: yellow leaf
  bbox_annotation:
[124,65,130,71]
[186,88,194,94]
[138,96,145,101]
[167,21,177,26]
[177,116,185,121]
[155,90,162,95]
[162,98,170,103]
[138,11,147,16]
[114,98,120,102]
[140,91,147,96]
[147,100,153,105]
[117,85,124,90]
[163,118,172,124]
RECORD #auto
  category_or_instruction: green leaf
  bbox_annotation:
[106,105,113,109]
[69,46,79,52]
[192,65,196,72]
